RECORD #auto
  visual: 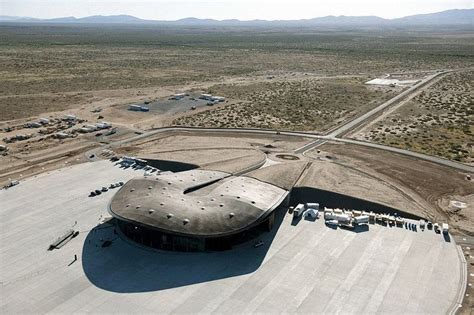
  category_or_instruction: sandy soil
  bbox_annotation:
[319,141,474,235]
[115,132,311,155]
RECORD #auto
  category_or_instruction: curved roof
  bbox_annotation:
[109,169,288,237]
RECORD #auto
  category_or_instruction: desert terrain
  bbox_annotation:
[0,21,473,313]
[352,70,473,163]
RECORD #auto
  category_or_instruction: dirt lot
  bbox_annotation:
[319,141,474,235]
[353,70,473,164]
[172,77,399,132]
[114,132,310,156]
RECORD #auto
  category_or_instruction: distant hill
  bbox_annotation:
[307,15,387,26]
[392,9,474,25]
[1,9,473,27]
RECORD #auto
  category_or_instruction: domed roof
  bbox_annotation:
[109,169,288,237]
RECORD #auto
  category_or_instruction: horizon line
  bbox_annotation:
[1,8,472,22]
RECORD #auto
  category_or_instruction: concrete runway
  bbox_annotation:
[0,161,465,314]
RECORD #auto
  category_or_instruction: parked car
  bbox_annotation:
[95,190,102,195]
[101,187,108,192]
[89,191,96,197]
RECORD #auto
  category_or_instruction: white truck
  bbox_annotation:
[353,215,369,225]
[442,223,449,235]
[293,204,305,218]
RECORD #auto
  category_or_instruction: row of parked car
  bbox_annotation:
[89,181,124,197]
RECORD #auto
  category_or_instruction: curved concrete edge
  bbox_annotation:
[228,152,267,176]
[85,126,473,173]
[448,244,468,315]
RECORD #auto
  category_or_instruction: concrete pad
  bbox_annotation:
[0,161,464,314]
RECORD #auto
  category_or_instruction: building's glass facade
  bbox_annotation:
[116,212,275,252]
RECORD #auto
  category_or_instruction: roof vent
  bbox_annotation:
[130,188,135,192]
[201,207,206,210]
[229,212,235,218]
[219,204,224,207]
[126,204,130,207]
[160,202,164,206]
[183,218,190,225]
[148,209,155,214]
[210,198,215,202]
[136,205,141,209]
[162,187,167,190]
[251,201,256,204]
[148,186,153,190]
[167,213,173,219]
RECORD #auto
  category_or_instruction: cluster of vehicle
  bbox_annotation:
[2,180,19,190]
[291,203,320,220]
[114,157,158,173]
[420,219,449,235]
[89,182,124,197]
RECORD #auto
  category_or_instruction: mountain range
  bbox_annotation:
[0,9,473,27]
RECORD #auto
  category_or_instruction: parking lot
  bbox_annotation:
[127,95,213,115]
[0,161,465,314]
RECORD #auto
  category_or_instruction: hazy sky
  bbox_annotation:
[1,0,472,20]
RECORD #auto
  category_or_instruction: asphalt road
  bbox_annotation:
[326,71,448,138]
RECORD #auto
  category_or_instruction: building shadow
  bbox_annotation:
[144,159,199,172]
[82,206,286,293]
[291,214,303,226]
